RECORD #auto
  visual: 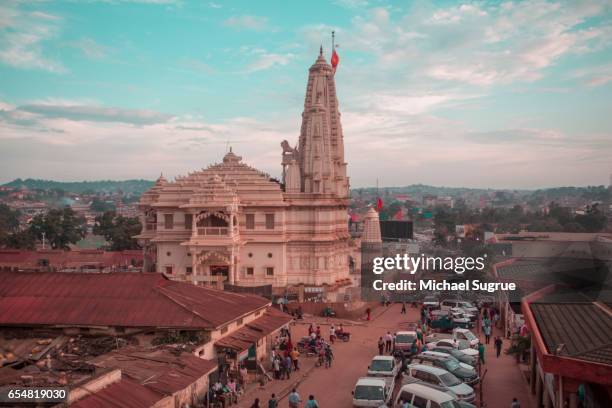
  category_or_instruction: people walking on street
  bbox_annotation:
[290,348,300,370]
[484,324,491,344]
[272,356,281,379]
[478,343,486,365]
[267,393,277,408]
[305,395,319,408]
[288,389,301,408]
[329,324,336,344]
[250,398,260,408]
[511,397,520,408]
[384,331,393,353]
[401,301,406,314]
[366,307,371,321]
[378,336,384,355]
[495,336,503,357]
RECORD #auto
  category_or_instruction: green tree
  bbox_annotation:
[93,211,142,251]
[90,197,115,213]
[0,204,21,246]
[28,207,86,250]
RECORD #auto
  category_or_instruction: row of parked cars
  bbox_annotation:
[352,326,481,407]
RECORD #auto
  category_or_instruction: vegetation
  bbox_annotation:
[0,204,21,247]
[93,211,142,251]
[1,207,87,250]
[90,197,116,213]
[2,178,154,195]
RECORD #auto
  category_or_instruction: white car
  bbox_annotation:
[440,300,478,314]
[427,339,479,358]
[367,355,401,378]
[394,330,418,356]
[423,295,440,309]
[352,376,393,407]
[395,382,466,408]
[453,328,479,348]
[406,364,476,402]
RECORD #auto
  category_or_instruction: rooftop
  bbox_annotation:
[530,302,612,365]
[0,249,143,270]
[0,272,270,329]
[89,347,216,396]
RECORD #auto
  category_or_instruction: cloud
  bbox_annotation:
[14,101,174,125]
[223,15,269,32]
[244,51,294,73]
[571,63,612,87]
[0,2,66,73]
[68,37,111,59]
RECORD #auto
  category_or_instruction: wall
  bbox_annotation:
[286,301,376,320]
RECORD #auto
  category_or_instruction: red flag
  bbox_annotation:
[331,48,339,72]
[394,209,403,220]
[376,197,383,212]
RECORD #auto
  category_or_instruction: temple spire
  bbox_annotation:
[292,50,349,197]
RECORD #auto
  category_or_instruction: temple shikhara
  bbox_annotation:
[137,49,353,289]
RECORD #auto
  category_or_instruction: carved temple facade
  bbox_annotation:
[137,50,351,288]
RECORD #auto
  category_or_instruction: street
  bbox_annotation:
[237,303,536,407]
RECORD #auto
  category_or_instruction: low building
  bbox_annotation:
[522,286,612,407]
[0,249,143,273]
[70,347,217,408]
[0,272,290,361]
[0,272,291,407]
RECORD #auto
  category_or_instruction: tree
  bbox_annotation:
[90,197,115,213]
[93,211,142,251]
[0,204,21,246]
[28,207,86,250]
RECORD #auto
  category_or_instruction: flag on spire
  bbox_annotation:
[331,48,339,72]
[376,197,383,212]
[331,30,339,73]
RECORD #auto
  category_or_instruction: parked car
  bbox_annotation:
[367,355,401,378]
[426,329,478,348]
[394,382,462,408]
[352,376,393,407]
[450,307,477,322]
[426,339,479,358]
[399,376,477,407]
[452,328,479,348]
[406,364,475,402]
[440,300,478,314]
[411,351,479,385]
[429,346,478,367]
[422,295,440,309]
[394,330,418,356]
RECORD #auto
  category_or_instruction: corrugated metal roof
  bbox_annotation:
[71,377,162,408]
[0,272,270,329]
[90,347,217,396]
[215,308,292,352]
[530,302,612,365]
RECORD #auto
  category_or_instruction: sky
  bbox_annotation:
[0,0,611,189]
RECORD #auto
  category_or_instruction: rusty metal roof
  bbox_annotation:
[0,272,270,329]
[215,308,292,352]
[71,377,162,408]
[89,347,217,396]
[530,302,612,365]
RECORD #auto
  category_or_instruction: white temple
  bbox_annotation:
[137,49,351,288]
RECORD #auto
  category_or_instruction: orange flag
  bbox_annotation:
[331,49,339,72]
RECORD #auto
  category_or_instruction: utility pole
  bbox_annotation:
[41,232,46,250]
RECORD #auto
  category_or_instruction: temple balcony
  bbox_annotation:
[197,227,229,236]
